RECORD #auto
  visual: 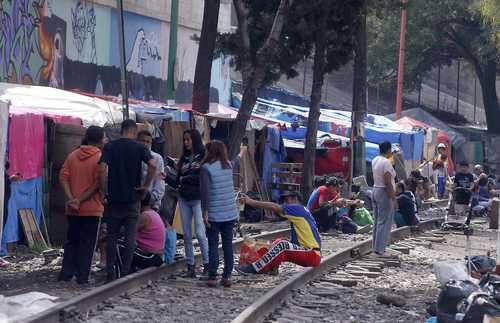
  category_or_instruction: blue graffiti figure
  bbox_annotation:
[0,0,41,84]
[0,0,14,81]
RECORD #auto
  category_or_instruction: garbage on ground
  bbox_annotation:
[434,261,470,286]
[0,292,58,322]
[467,255,496,279]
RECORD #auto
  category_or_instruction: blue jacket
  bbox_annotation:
[200,161,238,222]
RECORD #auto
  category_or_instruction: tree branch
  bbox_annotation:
[446,26,483,78]
[256,0,294,58]
[233,0,251,52]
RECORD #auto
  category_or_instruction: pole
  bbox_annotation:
[117,0,129,119]
[167,0,179,104]
[473,78,477,123]
[456,60,460,115]
[395,0,408,119]
[302,59,307,95]
[351,6,367,182]
[437,63,441,111]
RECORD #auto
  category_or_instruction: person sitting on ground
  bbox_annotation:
[307,177,346,232]
[238,191,321,274]
[453,162,474,218]
[394,182,419,228]
[472,174,492,214]
[117,193,165,274]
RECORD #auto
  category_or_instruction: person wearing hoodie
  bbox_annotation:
[59,126,106,285]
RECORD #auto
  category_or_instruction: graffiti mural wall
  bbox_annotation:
[0,0,231,103]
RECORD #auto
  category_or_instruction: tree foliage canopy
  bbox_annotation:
[367,0,499,90]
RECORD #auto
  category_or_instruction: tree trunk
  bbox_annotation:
[477,59,500,134]
[227,71,264,158]
[227,0,293,158]
[302,8,328,201]
[192,0,221,113]
[351,10,367,180]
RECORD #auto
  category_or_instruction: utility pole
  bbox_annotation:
[117,0,129,119]
[351,5,367,181]
[167,0,179,104]
[437,63,441,111]
[474,78,477,123]
[395,0,408,119]
[456,60,460,115]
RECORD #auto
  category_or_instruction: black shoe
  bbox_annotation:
[58,272,73,282]
[182,264,196,278]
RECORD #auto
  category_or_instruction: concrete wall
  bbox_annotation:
[0,0,232,104]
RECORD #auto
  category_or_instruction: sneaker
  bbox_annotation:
[236,264,257,275]
[0,258,10,268]
[372,251,398,259]
[220,278,232,288]
[206,277,218,287]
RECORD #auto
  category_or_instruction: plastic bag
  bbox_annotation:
[434,261,470,286]
[239,238,269,266]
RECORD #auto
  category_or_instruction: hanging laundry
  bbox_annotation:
[7,113,45,180]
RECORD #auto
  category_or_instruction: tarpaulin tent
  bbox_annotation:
[395,116,449,145]
[0,83,128,126]
[386,108,466,149]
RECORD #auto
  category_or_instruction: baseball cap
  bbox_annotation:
[437,143,446,149]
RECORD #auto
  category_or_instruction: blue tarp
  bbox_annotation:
[1,177,43,255]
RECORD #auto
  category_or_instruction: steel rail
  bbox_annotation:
[232,218,444,323]
[24,228,291,323]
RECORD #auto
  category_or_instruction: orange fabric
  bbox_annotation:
[59,145,104,216]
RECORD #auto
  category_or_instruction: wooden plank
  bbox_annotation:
[19,210,35,248]
[272,183,301,191]
[273,172,303,179]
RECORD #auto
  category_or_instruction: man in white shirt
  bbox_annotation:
[371,141,396,257]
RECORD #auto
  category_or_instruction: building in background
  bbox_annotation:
[0,0,232,105]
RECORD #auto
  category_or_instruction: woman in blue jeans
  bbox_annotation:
[177,129,209,278]
[200,140,238,287]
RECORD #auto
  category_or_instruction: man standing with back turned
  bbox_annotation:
[371,141,396,258]
[99,120,157,282]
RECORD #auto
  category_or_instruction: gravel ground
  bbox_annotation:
[266,219,496,323]
[82,233,370,323]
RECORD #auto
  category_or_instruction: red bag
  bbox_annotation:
[239,239,270,266]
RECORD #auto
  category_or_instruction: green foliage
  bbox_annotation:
[217,0,364,86]
[367,0,499,91]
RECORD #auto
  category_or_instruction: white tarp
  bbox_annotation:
[0,83,131,127]
[0,292,58,322]
[0,100,8,242]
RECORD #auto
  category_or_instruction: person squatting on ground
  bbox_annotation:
[177,129,209,278]
[307,177,346,232]
[394,182,419,228]
[98,120,157,282]
[371,141,396,257]
[59,126,106,285]
[238,191,321,274]
[116,193,165,273]
[137,130,165,212]
[200,140,239,288]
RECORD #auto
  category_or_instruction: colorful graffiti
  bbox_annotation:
[0,0,65,88]
[71,0,96,63]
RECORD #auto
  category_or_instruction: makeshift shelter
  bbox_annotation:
[387,108,467,165]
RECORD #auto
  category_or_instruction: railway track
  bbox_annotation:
[23,213,446,323]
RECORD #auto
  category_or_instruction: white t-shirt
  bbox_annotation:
[372,156,396,189]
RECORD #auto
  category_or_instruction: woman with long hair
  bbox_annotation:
[200,140,238,287]
[177,129,209,278]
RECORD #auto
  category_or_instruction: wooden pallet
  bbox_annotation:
[19,209,47,249]
[271,163,303,193]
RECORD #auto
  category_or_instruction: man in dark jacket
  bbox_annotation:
[394,182,419,228]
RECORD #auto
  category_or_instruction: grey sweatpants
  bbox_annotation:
[372,187,395,254]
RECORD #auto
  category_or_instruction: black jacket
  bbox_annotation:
[177,152,204,201]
